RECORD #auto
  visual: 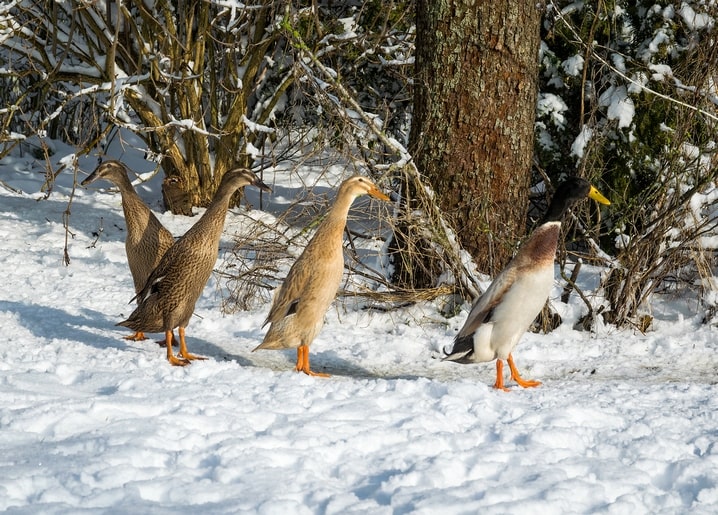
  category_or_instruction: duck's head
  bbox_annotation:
[339,175,391,202]
[222,168,272,193]
[544,177,610,222]
[81,160,128,186]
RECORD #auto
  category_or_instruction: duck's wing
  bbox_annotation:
[262,257,313,327]
[130,241,185,304]
[444,268,517,361]
[453,265,518,341]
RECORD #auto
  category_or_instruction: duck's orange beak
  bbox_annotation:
[368,186,390,202]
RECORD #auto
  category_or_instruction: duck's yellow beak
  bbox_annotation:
[588,185,611,205]
[368,186,391,202]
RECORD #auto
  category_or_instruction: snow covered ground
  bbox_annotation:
[1,149,718,514]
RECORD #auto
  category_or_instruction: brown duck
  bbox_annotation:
[82,160,175,341]
[118,168,271,366]
[253,175,390,376]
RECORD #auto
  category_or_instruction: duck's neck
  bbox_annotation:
[314,190,357,242]
[113,171,136,195]
[192,186,236,234]
[520,221,561,266]
[111,172,145,211]
[542,196,575,224]
[329,189,356,223]
[114,173,153,234]
[187,184,236,244]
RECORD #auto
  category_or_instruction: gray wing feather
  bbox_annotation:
[455,266,517,340]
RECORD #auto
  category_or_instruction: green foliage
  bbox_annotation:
[540,0,718,325]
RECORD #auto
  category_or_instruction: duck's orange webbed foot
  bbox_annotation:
[123,331,147,342]
[164,330,190,366]
[177,327,207,362]
[295,345,330,378]
[507,354,541,389]
[180,352,207,361]
[492,360,511,392]
[168,354,191,367]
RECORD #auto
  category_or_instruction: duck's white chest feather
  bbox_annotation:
[473,265,554,361]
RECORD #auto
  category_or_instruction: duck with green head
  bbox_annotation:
[443,177,611,391]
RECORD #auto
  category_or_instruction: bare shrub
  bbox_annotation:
[0,0,292,207]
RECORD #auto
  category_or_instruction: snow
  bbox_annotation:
[1,148,718,514]
[242,115,275,135]
[537,93,568,128]
[598,85,635,129]
[650,64,674,82]
[571,125,594,158]
[561,54,583,77]
[627,71,648,95]
[614,232,631,250]
[679,3,714,31]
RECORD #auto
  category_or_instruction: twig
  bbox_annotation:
[87,217,104,249]
[62,160,80,266]
[0,179,22,195]
[561,259,582,303]
[560,261,595,320]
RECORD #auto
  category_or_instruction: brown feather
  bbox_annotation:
[118,169,270,341]
[82,160,175,296]
[255,175,389,352]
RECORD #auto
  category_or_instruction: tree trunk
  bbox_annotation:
[405,0,543,280]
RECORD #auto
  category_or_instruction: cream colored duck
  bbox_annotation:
[118,168,271,366]
[253,175,390,376]
[82,160,175,341]
[443,177,610,390]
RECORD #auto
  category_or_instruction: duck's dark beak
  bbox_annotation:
[80,171,97,187]
[253,177,272,193]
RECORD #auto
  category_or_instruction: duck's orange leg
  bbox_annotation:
[165,330,190,366]
[492,360,510,392]
[123,331,147,341]
[177,326,207,362]
[294,345,304,373]
[507,354,541,388]
[295,345,329,377]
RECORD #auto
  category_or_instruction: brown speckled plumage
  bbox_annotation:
[253,175,390,376]
[118,168,271,366]
[82,160,175,341]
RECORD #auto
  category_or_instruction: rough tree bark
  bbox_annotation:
[404,0,544,282]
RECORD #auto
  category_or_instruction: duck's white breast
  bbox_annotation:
[488,264,554,359]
